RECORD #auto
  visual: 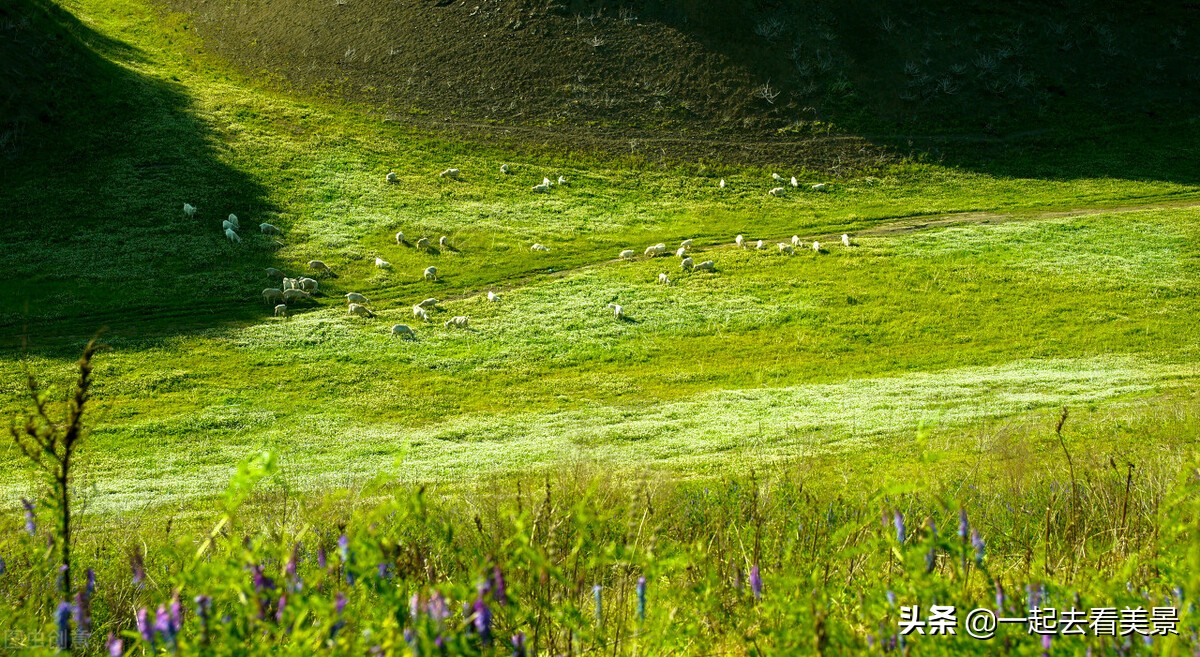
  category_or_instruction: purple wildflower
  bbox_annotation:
[107,633,123,657]
[927,517,937,540]
[511,631,526,657]
[86,568,96,596]
[427,591,449,622]
[155,604,178,649]
[195,595,212,643]
[336,592,347,616]
[286,543,302,592]
[636,576,647,623]
[74,590,92,635]
[338,534,350,562]
[410,593,421,621]
[21,499,35,535]
[130,550,145,587]
[749,565,762,601]
[0,556,6,576]
[276,594,287,625]
[886,590,896,606]
[136,607,153,643]
[170,593,183,630]
[317,545,328,570]
[1041,633,1051,656]
[995,582,1005,612]
[404,628,418,655]
[894,511,906,544]
[55,601,72,649]
[971,529,985,565]
[251,564,276,592]
[491,566,507,605]
[958,509,969,540]
[474,595,493,645]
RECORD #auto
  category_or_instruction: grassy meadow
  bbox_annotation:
[1,0,1199,654]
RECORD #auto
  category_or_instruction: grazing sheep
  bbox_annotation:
[262,288,284,304]
[375,256,391,269]
[260,223,281,235]
[719,178,726,188]
[791,176,799,188]
[438,236,448,247]
[644,243,667,257]
[395,231,405,245]
[298,276,320,292]
[778,243,794,255]
[619,249,636,259]
[308,260,333,276]
[225,228,242,243]
[658,273,670,285]
[444,315,469,328]
[391,324,415,338]
[772,173,783,181]
[812,241,821,252]
[265,267,283,279]
[607,303,624,319]
[413,305,430,322]
[487,291,500,302]
[842,233,851,248]
[694,260,715,271]
[811,183,827,192]
[543,177,553,186]
[676,247,688,258]
[680,256,694,272]
[274,304,287,317]
[531,243,550,252]
[282,288,310,302]
[281,277,298,291]
[500,164,511,174]
[345,292,369,304]
[226,214,239,229]
[735,234,745,248]
[348,303,375,318]
[423,266,438,281]
[532,182,550,193]
[769,187,786,197]
[755,240,764,250]
[418,298,439,308]
[183,203,197,218]
[439,168,460,179]
[557,175,567,185]
[680,239,693,249]
[222,219,236,232]
[386,171,398,184]
[415,237,431,250]
[791,235,801,246]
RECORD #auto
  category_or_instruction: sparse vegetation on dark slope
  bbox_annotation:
[164,0,1200,165]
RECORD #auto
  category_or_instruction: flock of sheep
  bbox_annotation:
[185,166,853,340]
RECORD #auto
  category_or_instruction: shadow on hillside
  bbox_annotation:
[0,0,281,352]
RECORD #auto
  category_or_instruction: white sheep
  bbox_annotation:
[423,266,438,281]
[812,241,821,252]
[345,292,369,304]
[719,179,726,188]
[395,231,405,245]
[265,267,283,279]
[298,277,319,292]
[225,228,242,243]
[557,175,567,185]
[657,273,670,285]
[607,303,624,320]
[680,256,694,271]
[644,243,667,257]
[438,236,448,248]
[183,203,197,218]
[260,223,281,235]
[755,239,764,250]
[694,260,715,271]
[386,171,398,184]
[531,243,550,252]
[778,243,794,255]
[532,182,550,193]
[811,183,827,192]
[281,277,298,291]
[735,234,745,248]
[413,305,430,322]
[439,168,460,179]
[841,233,851,248]
[222,219,236,232]
[676,247,688,258]
[486,291,500,302]
[680,239,693,249]
[348,303,375,318]
[227,214,240,229]
[769,187,786,197]
[790,176,799,188]
[772,173,783,181]
[282,288,310,302]
[444,315,469,328]
[418,298,439,308]
[619,249,636,259]
[262,288,284,304]
[500,164,511,175]
[792,235,801,246]
[415,237,431,250]
[543,177,553,186]
[391,324,415,338]
[308,260,333,276]
[274,304,287,318]
[375,256,391,269]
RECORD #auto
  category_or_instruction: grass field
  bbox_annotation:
[2,0,1199,653]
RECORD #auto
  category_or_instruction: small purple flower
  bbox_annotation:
[74,590,92,634]
[749,565,762,600]
[886,590,896,606]
[335,592,347,616]
[404,628,418,655]
[636,576,647,622]
[894,511,906,544]
[474,596,493,645]
[491,566,507,605]
[130,550,146,587]
[378,562,393,580]
[958,509,969,540]
[593,583,603,623]
[427,591,449,622]
[511,631,526,657]
[971,529,985,565]
[995,582,1005,612]
[286,543,302,592]
[1041,633,1051,656]
[0,556,6,576]
[21,499,35,535]
[927,517,937,540]
[155,604,178,648]
[107,632,124,657]
[251,564,276,592]
[317,545,328,570]
[136,607,153,643]
[55,601,72,649]
[410,593,421,621]
[86,568,96,596]
[338,534,350,562]
[276,594,287,624]
[170,594,183,630]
